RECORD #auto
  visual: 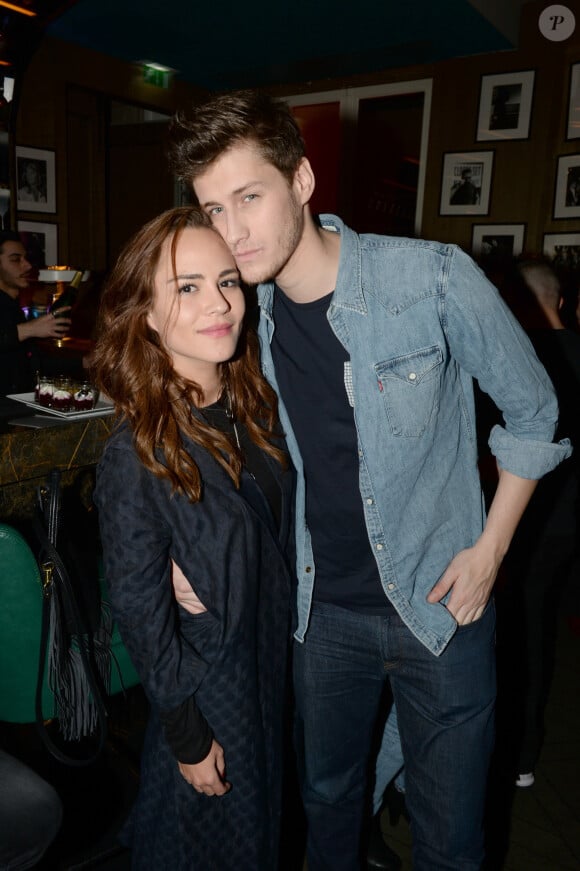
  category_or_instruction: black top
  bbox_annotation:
[528,328,580,447]
[523,328,580,534]
[272,287,393,614]
[0,290,39,395]
[484,327,580,538]
[201,397,282,530]
[0,291,82,407]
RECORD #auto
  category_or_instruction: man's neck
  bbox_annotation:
[275,214,341,304]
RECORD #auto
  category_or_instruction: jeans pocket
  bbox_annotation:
[453,597,496,636]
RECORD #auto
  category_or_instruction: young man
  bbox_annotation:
[168,92,571,871]
[0,230,70,397]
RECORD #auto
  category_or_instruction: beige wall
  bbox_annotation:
[14,0,580,269]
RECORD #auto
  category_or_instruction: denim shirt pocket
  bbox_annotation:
[375,344,443,437]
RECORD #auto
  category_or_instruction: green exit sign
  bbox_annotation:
[143,65,172,89]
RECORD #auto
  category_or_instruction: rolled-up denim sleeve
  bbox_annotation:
[445,246,573,480]
[489,424,572,479]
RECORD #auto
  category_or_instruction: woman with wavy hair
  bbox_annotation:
[92,206,294,869]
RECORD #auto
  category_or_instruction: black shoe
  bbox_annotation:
[383,782,409,827]
[366,812,402,871]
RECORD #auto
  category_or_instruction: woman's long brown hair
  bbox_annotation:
[92,206,285,502]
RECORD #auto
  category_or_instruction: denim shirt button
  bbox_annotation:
[305,566,313,573]
[366,497,373,505]
[408,372,417,381]
[376,543,384,551]
[387,583,395,591]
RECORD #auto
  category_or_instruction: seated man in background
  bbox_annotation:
[0,230,70,399]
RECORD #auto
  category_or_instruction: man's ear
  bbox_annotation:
[293,157,315,206]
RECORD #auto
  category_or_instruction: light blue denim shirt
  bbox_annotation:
[257,215,572,655]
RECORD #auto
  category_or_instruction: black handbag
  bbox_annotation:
[32,468,112,766]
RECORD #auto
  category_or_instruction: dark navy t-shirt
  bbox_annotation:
[272,287,392,614]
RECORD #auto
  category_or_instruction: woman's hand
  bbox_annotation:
[178,739,231,796]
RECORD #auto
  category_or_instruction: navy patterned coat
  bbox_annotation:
[94,422,294,870]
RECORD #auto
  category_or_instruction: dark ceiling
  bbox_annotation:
[37,0,527,92]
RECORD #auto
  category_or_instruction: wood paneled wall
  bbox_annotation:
[272,0,580,255]
[14,0,580,270]
[15,37,206,270]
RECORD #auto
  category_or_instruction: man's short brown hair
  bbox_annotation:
[0,230,23,256]
[168,89,306,190]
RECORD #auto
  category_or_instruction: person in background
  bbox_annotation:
[0,230,70,397]
[0,747,62,870]
[92,206,294,869]
[449,166,479,205]
[495,257,580,788]
[168,90,571,871]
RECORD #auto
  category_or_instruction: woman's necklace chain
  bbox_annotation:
[223,389,242,451]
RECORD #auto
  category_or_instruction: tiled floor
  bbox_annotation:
[14,607,580,870]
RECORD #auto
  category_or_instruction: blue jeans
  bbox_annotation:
[373,705,404,814]
[293,601,496,871]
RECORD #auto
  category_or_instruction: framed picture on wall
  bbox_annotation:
[567,62,580,139]
[471,223,526,259]
[17,220,58,269]
[15,146,56,213]
[439,151,494,216]
[0,126,11,230]
[543,232,580,271]
[553,154,580,218]
[476,70,535,141]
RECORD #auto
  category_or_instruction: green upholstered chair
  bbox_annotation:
[0,522,139,724]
